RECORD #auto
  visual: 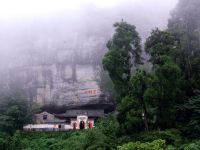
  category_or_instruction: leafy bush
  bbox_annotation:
[0,133,10,150]
[95,114,120,148]
[179,140,200,150]
[182,94,200,138]
[84,129,109,150]
[137,129,182,146]
[96,114,120,137]
[183,143,200,150]
[117,139,166,150]
[117,96,144,134]
[6,129,111,150]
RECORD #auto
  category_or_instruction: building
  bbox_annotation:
[55,109,104,129]
[23,109,104,131]
[34,111,66,124]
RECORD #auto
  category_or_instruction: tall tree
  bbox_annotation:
[145,29,180,65]
[0,89,34,135]
[118,96,144,134]
[103,21,142,98]
[182,93,200,138]
[168,0,200,95]
[145,29,183,129]
[154,56,182,129]
[129,69,150,131]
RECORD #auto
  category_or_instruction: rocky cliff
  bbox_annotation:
[7,62,111,108]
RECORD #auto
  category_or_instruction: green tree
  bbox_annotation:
[129,69,150,131]
[145,29,183,129]
[182,141,200,150]
[168,0,200,95]
[118,96,144,134]
[182,94,200,138]
[148,56,182,129]
[145,29,179,66]
[154,56,182,129]
[0,90,33,135]
[95,114,120,149]
[96,114,120,138]
[103,21,142,98]
[118,139,166,150]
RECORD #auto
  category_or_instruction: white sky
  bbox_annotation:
[0,0,178,20]
[0,0,129,18]
[0,0,178,68]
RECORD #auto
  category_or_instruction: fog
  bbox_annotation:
[0,0,178,69]
[0,0,180,107]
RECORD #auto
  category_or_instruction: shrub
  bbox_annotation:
[96,114,120,138]
[137,129,182,146]
[179,140,200,150]
[117,139,166,150]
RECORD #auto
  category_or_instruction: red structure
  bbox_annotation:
[89,121,93,129]
[73,122,77,129]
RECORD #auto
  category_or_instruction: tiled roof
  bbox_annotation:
[55,109,104,118]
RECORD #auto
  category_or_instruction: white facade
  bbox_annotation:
[24,115,95,131]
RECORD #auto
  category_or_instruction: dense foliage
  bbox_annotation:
[102,21,142,98]
[118,140,166,150]
[0,89,35,135]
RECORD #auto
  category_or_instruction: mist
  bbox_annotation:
[0,0,178,69]
[0,0,179,107]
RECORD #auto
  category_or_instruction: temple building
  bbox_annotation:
[23,109,104,131]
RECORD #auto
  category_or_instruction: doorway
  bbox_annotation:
[73,122,77,129]
[79,121,85,129]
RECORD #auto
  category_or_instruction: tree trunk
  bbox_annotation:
[143,105,149,131]
[141,93,149,131]
[140,81,149,131]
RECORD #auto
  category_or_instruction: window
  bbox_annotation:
[43,115,47,120]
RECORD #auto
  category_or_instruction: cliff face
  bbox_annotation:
[9,63,109,107]
[37,64,102,106]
